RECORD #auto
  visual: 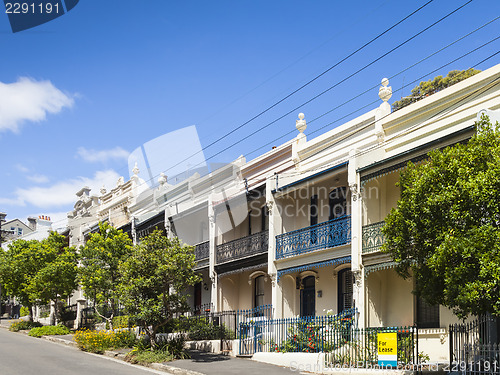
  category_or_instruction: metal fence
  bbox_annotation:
[239,308,356,356]
[450,315,500,375]
[238,308,418,367]
[276,215,351,259]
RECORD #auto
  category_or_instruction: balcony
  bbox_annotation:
[216,231,268,265]
[194,241,209,269]
[362,221,385,254]
[276,215,351,260]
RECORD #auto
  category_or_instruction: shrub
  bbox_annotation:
[28,325,70,337]
[126,335,188,364]
[20,306,30,317]
[74,328,137,354]
[156,335,189,359]
[9,320,43,332]
[159,316,233,340]
[112,315,133,329]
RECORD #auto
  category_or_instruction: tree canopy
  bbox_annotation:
[79,221,133,328]
[118,230,200,347]
[383,115,500,318]
[0,231,78,322]
[392,68,481,112]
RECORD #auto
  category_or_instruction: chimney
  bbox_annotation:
[27,217,37,231]
[0,212,6,224]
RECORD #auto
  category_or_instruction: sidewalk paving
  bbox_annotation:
[167,350,296,375]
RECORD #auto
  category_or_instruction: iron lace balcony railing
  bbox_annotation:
[194,240,209,261]
[362,221,385,254]
[276,215,351,260]
[216,230,268,265]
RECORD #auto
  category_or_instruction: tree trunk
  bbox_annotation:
[28,303,34,322]
[50,299,57,326]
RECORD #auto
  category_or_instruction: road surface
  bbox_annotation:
[0,328,166,375]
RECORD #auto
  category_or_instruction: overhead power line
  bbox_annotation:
[144,1,435,183]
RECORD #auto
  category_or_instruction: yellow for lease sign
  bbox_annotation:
[377,332,397,366]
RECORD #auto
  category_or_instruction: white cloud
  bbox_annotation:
[15,164,30,173]
[3,170,121,208]
[0,77,74,133]
[26,174,49,183]
[77,146,129,163]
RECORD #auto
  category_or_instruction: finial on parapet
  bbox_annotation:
[296,112,307,134]
[158,172,167,186]
[132,162,140,176]
[379,78,392,103]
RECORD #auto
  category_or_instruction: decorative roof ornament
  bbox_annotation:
[378,78,392,103]
[158,172,167,186]
[132,162,140,176]
[100,186,107,195]
[117,176,124,186]
[296,112,307,134]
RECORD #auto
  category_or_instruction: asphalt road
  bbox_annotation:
[0,328,165,375]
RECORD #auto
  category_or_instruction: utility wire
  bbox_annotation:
[143,1,435,183]
[242,17,500,159]
[156,0,472,184]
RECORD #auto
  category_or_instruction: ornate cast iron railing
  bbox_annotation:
[362,221,385,253]
[216,231,268,265]
[194,241,209,261]
[276,215,351,260]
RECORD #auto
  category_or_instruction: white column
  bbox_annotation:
[348,148,364,328]
[208,196,218,312]
[267,178,283,319]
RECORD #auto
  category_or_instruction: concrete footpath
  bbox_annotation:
[0,319,297,375]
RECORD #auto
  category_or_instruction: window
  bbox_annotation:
[416,296,440,328]
[338,269,353,313]
[310,195,318,226]
[261,206,268,231]
[17,228,23,236]
[254,276,265,308]
[329,187,347,220]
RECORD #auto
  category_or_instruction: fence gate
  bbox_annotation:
[239,321,263,356]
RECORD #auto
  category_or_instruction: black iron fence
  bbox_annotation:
[60,303,77,323]
[450,315,500,375]
[216,231,268,264]
[238,308,418,367]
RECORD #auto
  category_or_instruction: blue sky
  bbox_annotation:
[0,0,499,229]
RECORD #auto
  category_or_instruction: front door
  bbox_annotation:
[300,276,316,317]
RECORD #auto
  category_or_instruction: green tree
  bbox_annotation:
[119,230,200,348]
[0,236,57,321]
[27,233,79,325]
[383,115,500,318]
[79,221,133,329]
[392,68,481,112]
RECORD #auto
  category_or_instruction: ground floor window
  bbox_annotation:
[416,296,440,328]
[338,269,353,313]
[254,275,265,308]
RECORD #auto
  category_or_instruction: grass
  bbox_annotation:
[126,348,174,365]
[28,325,70,337]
